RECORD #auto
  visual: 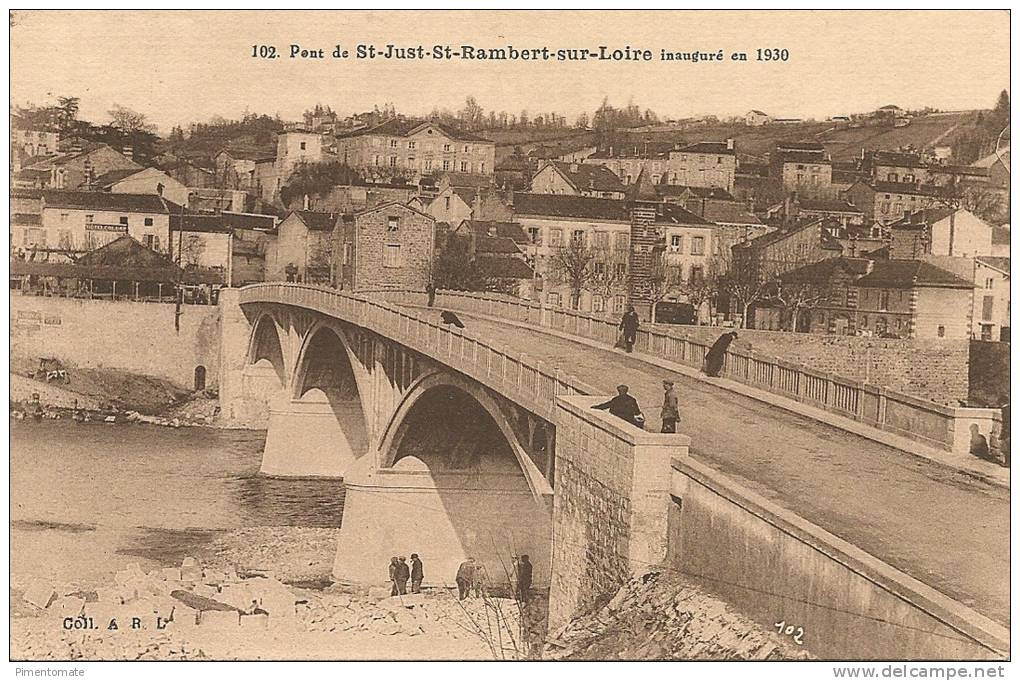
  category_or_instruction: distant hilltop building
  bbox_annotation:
[745,110,772,126]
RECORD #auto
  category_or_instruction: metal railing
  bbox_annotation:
[238,283,596,423]
[358,287,1001,455]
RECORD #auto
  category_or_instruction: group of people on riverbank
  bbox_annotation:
[387,554,425,595]
[387,554,534,604]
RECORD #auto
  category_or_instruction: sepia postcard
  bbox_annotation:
[6,8,1012,671]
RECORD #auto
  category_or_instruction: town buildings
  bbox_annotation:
[583,140,737,191]
[335,202,437,291]
[99,166,190,206]
[844,180,952,225]
[745,110,772,126]
[887,208,992,259]
[29,190,175,256]
[335,118,496,180]
[15,144,142,191]
[268,210,341,284]
[769,141,833,198]
[529,160,627,199]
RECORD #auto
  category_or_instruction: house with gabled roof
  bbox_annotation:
[529,160,627,199]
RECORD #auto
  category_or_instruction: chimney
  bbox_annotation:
[302,194,310,210]
[471,191,482,219]
[726,138,735,151]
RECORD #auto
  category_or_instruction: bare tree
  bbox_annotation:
[645,255,684,321]
[960,186,1008,224]
[549,237,598,310]
[588,247,628,314]
[675,261,721,324]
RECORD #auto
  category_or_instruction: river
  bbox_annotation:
[11,419,345,589]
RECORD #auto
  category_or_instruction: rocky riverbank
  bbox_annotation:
[544,571,813,660]
[11,542,547,661]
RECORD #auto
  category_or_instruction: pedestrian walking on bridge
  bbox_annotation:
[660,380,680,433]
[619,305,640,353]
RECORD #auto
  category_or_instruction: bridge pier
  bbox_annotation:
[260,390,365,478]
[334,453,552,589]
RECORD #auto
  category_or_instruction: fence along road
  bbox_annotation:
[365,289,1009,628]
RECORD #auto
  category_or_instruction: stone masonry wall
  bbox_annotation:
[10,295,220,390]
[653,325,970,405]
[350,204,433,291]
[550,402,634,631]
[550,395,680,632]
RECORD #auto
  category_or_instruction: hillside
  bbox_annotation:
[612,111,983,162]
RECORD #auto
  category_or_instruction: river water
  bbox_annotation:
[10,420,345,587]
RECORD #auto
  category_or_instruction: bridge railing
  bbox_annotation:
[359,287,1000,456]
[238,283,597,422]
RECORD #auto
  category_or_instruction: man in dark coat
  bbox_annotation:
[703,331,738,377]
[619,305,640,353]
[441,310,465,328]
[455,558,476,600]
[426,282,436,308]
[410,553,424,593]
[394,556,410,595]
[593,385,644,428]
[515,554,533,605]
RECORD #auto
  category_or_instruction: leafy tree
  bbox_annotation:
[280,161,363,207]
[108,104,157,134]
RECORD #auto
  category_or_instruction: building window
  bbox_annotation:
[690,265,704,284]
[528,227,541,245]
[594,231,610,249]
[879,290,890,311]
[479,162,485,173]
[144,217,154,227]
[937,325,945,338]
[119,216,129,226]
[593,261,606,275]
[408,156,416,167]
[460,161,469,172]
[547,291,562,307]
[571,229,585,244]
[592,295,605,312]
[615,233,629,251]
[670,234,682,250]
[387,216,399,232]
[691,236,705,255]
[424,159,433,171]
[613,295,626,312]
[408,141,416,149]
[463,145,470,153]
[614,262,627,278]
[985,277,994,289]
[300,142,307,151]
[384,244,401,267]
[143,234,160,251]
[444,196,451,210]
[85,214,94,224]
[888,173,898,182]
[982,295,994,321]
[443,144,451,152]
[343,242,352,265]
[373,155,380,166]
[443,160,451,171]
[59,213,68,222]
[390,156,397,167]
[390,140,398,148]
[549,229,563,247]
[861,315,868,328]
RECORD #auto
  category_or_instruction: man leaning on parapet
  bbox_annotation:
[592,385,645,429]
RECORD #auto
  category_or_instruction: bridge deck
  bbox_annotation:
[440,310,1010,627]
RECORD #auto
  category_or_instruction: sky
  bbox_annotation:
[9,10,1011,134]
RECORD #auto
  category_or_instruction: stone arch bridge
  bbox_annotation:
[218,284,680,616]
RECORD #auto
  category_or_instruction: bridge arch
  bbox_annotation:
[246,311,288,387]
[377,371,553,501]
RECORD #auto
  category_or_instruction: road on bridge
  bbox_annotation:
[435,311,1010,627]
